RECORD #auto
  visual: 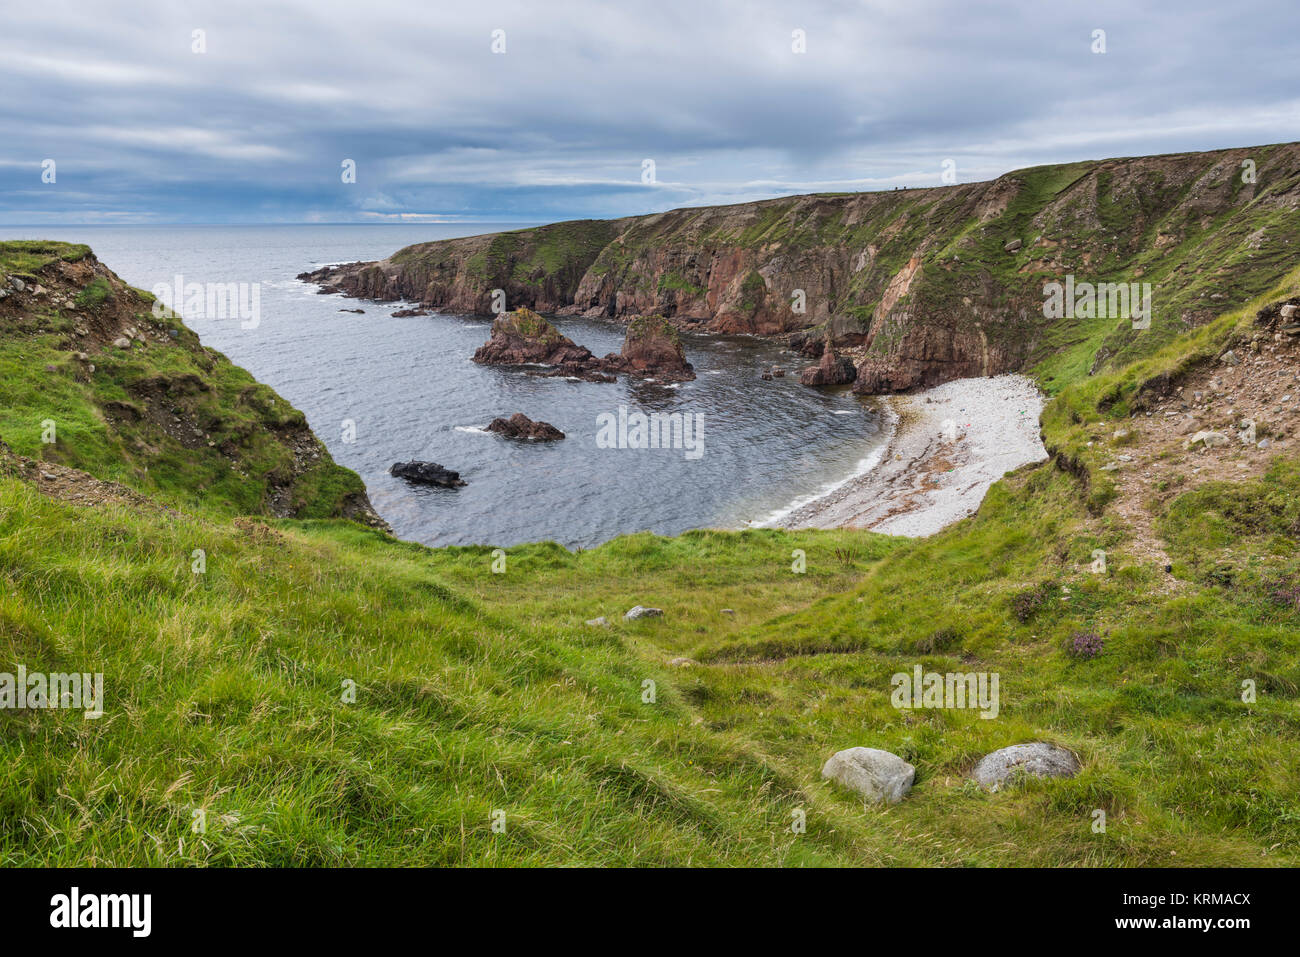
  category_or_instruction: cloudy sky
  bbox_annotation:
[2,0,1296,224]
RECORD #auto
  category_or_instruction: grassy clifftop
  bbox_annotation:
[0,242,379,523]
[2,229,1299,865]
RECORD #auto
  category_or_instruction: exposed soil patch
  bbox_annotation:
[1095,304,1300,573]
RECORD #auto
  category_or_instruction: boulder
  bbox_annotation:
[389,461,467,487]
[485,413,565,441]
[624,605,663,620]
[971,742,1080,791]
[821,747,915,804]
[1185,430,1229,449]
[111,337,132,349]
[1003,238,1023,252]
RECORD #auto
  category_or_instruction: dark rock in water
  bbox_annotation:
[486,413,565,441]
[536,364,617,383]
[760,371,774,381]
[800,338,857,386]
[391,308,430,318]
[473,307,595,366]
[339,308,365,314]
[389,461,467,487]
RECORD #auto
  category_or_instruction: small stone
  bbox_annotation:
[624,605,663,620]
[821,747,915,804]
[1003,238,1023,252]
[971,742,1080,791]
[112,337,132,349]
[1220,350,1239,366]
[721,608,735,615]
[667,657,697,668]
[585,617,608,627]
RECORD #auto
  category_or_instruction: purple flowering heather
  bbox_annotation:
[1069,630,1106,660]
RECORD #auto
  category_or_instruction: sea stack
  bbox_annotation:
[472,307,594,367]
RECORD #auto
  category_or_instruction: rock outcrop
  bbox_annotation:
[301,143,1300,395]
[485,413,565,441]
[799,337,857,386]
[473,309,695,383]
[472,307,594,367]
[389,461,467,488]
[602,315,695,382]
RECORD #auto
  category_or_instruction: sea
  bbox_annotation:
[1,224,887,548]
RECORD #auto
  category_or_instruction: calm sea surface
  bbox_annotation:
[1,224,885,547]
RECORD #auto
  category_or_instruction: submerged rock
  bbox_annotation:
[389,461,467,487]
[486,413,565,441]
[821,747,915,804]
[971,742,1080,791]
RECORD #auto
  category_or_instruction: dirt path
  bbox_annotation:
[1095,319,1300,580]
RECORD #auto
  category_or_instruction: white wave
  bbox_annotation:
[749,405,897,527]
[454,425,490,434]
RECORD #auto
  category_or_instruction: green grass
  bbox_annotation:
[0,240,91,274]
[0,244,366,519]
[3,221,1300,866]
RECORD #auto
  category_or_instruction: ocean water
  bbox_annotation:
[2,224,885,548]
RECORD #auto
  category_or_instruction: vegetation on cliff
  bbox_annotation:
[4,189,1300,866]
[311,142,1300,396]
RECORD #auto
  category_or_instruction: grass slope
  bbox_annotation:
[1,238,1298,866]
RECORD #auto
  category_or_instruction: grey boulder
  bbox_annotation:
[821,747,915,804]
[624,605,663,620]
[972,742,1080,791]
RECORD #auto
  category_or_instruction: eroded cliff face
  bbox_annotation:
[302,142,1300,393]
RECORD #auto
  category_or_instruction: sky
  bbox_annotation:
[2,0,1297,225]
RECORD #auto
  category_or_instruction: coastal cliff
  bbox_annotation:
[302,142,1300,394]
[0,240,384,525]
